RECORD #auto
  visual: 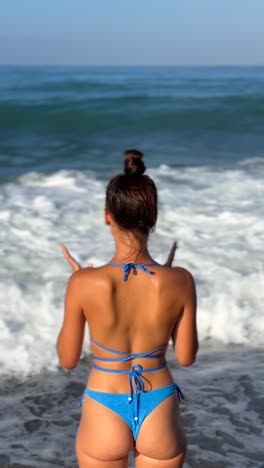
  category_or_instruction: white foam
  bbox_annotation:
[0,162,263,376]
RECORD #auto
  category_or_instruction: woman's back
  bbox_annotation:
[81,263,186,341]
[68,262,196,393]
[57,149,198,467]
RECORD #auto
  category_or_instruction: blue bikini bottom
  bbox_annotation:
[82,383,183,440]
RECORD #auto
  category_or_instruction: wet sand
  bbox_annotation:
[0,342,263,468]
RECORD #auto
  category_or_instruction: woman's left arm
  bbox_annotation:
[57,272,86,369]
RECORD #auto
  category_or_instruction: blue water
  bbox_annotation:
[1,66,264,467]
[1,66,264,183]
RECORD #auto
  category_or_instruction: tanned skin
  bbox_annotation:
[57,211,198,468]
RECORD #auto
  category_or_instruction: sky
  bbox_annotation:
[0,0,263,66]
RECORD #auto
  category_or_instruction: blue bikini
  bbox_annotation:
[81,261,184,440]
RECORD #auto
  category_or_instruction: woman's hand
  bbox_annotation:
[60,244,93,272]
[164,241,178,267]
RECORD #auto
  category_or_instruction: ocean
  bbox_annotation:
[0,66,263,467]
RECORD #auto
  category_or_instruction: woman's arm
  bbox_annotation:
[57,272,86,369]
[172,269,198,366]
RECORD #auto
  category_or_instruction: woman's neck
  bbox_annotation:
[112,231,153,264]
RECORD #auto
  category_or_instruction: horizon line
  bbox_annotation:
[0,63,264,68]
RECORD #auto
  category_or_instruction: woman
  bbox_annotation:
[57,150,198,468]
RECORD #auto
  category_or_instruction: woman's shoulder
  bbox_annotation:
[171,265,194,279]
[69,264,106,279]
[66,266,112,308]
[162,264,194,280]
[68,264,113,288]
[162,265,195,293]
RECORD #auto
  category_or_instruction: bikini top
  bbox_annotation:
[90,262,184,405]
[90,261,167,393]
[108,260,160,282]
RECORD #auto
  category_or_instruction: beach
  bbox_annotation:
[0,66,264,467]
[0,345,263,467]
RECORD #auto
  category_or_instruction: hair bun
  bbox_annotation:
[124,149,146,176]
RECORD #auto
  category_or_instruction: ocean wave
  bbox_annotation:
[1,94,264,134]
[1,164,264,377]
[1,67,264,146]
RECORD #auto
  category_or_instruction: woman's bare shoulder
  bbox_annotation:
[166,266,195,294]
[167,265,194,281]
[69,265,112,289]
[66,266,99,291]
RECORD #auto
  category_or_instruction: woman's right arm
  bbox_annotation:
[172,269,198,366]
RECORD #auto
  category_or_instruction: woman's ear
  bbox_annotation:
[104,209,111,226]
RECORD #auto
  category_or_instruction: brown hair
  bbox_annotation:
[105,150,158,236]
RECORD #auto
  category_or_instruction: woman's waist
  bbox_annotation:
[87,364,174,393]
[91,355,167,371]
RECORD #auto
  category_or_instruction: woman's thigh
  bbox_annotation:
[135,393,186,467]
[76,395,134,468]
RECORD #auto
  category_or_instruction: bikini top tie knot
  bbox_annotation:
[109,261,159,282]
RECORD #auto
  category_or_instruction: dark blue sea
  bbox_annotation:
[1,66,264,182]
[0,66,263,467]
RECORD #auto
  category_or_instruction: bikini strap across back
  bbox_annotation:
[91,338,168,397]
[108,261,159,282]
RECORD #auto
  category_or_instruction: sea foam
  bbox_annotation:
[1,162,263,376]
